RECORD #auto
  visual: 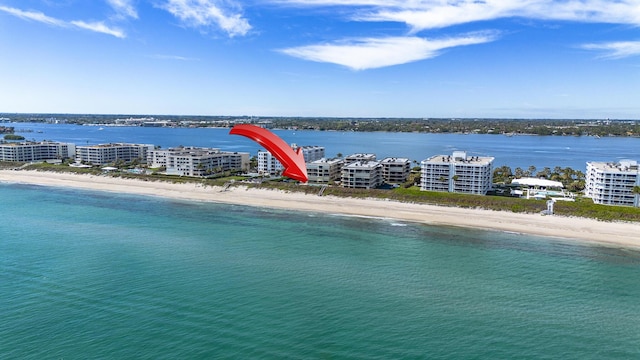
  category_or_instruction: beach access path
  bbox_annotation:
[2,170,639,249]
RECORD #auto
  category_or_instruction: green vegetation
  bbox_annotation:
[250,181,640,222]
[0,161,26,169]
[553,200,640,222]
[3,134,25,140]
[23,162,101,174]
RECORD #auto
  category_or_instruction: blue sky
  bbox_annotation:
[1,0,639,119]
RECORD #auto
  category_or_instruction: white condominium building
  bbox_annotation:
[585,160,640,207]
[341,161,383,189]
[0,141,75,162]
[380,157,411,184]
[257,150,281,175]
[258,144,325,175]
[421,151,494,195]
[148,147,249,177]
[76,143,154,165]
[307,158,345,184]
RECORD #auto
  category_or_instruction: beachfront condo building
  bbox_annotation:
[0,141,75,162]
[585,160,640,207]
[341,161,383,189]
[380,157,411,184]
[344,153,376,165]
[75,143,154,165]
[420,151,494,195]
[148,147,249,177]
[258,144,325,175]
[307,158,345,184]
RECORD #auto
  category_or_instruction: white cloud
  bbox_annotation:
[71,20,126,38]
[0,5,67,27]
[271,0,640,68]
[107,0,138,19]
[272,0,640,31]
[161,0,251,37]
[280,33,497,70]
[0,5,126,38]
[582,41,640,58]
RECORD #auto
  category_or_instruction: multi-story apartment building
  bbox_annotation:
[380,157,411,184]
[75,143,154,165]
[341,161,383,189]
[148,147,249,177]
[585,160,640,207]
[421,151,494,195]
[344,153,376,165]
[258,144,325,175]
[307,158,345,184]
[0,141,75,162]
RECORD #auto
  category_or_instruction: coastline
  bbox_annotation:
[2,170,640,249]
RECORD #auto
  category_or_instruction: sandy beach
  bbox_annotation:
[2,170,639,248]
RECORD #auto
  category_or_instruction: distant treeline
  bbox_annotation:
[2,113,640,137]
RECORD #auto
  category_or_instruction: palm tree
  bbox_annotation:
[493,165,512,183]
[514,167,524,179]
[525,165,537,177]
[536,167,551,179]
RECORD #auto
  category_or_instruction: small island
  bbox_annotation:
[3,134,25,141]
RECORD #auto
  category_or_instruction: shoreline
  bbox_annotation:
[2,170,640,249]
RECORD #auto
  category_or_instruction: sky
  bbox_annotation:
[1,0,639,119]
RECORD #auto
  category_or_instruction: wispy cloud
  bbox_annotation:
[0,5,126,38]
[273,0,640,31]
[107,0,138,19]
[280,33,498,70]
[148,54,201,61]
[160,0,251,37]
[71,20,126,38]
[0,5,67,27]
[271,0,640,68]
[582,41,640,59]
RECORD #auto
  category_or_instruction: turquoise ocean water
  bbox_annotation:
[2,183,640,359]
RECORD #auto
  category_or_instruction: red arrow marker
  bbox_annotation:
[229,124,308,183]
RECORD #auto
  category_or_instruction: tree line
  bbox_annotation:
[3,113,640,137]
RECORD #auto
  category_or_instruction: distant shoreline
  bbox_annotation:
[2,170,640,249]
[3,115,639,137]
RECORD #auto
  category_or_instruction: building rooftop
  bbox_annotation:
[380,157,410,164]
[346,153,375,158]
[309,158,343,165]
[422,151,494,165]
[344,161,381,169]
[588,160,639,173]
[512,177,564,188]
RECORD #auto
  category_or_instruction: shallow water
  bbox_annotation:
[2,184,640,358]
